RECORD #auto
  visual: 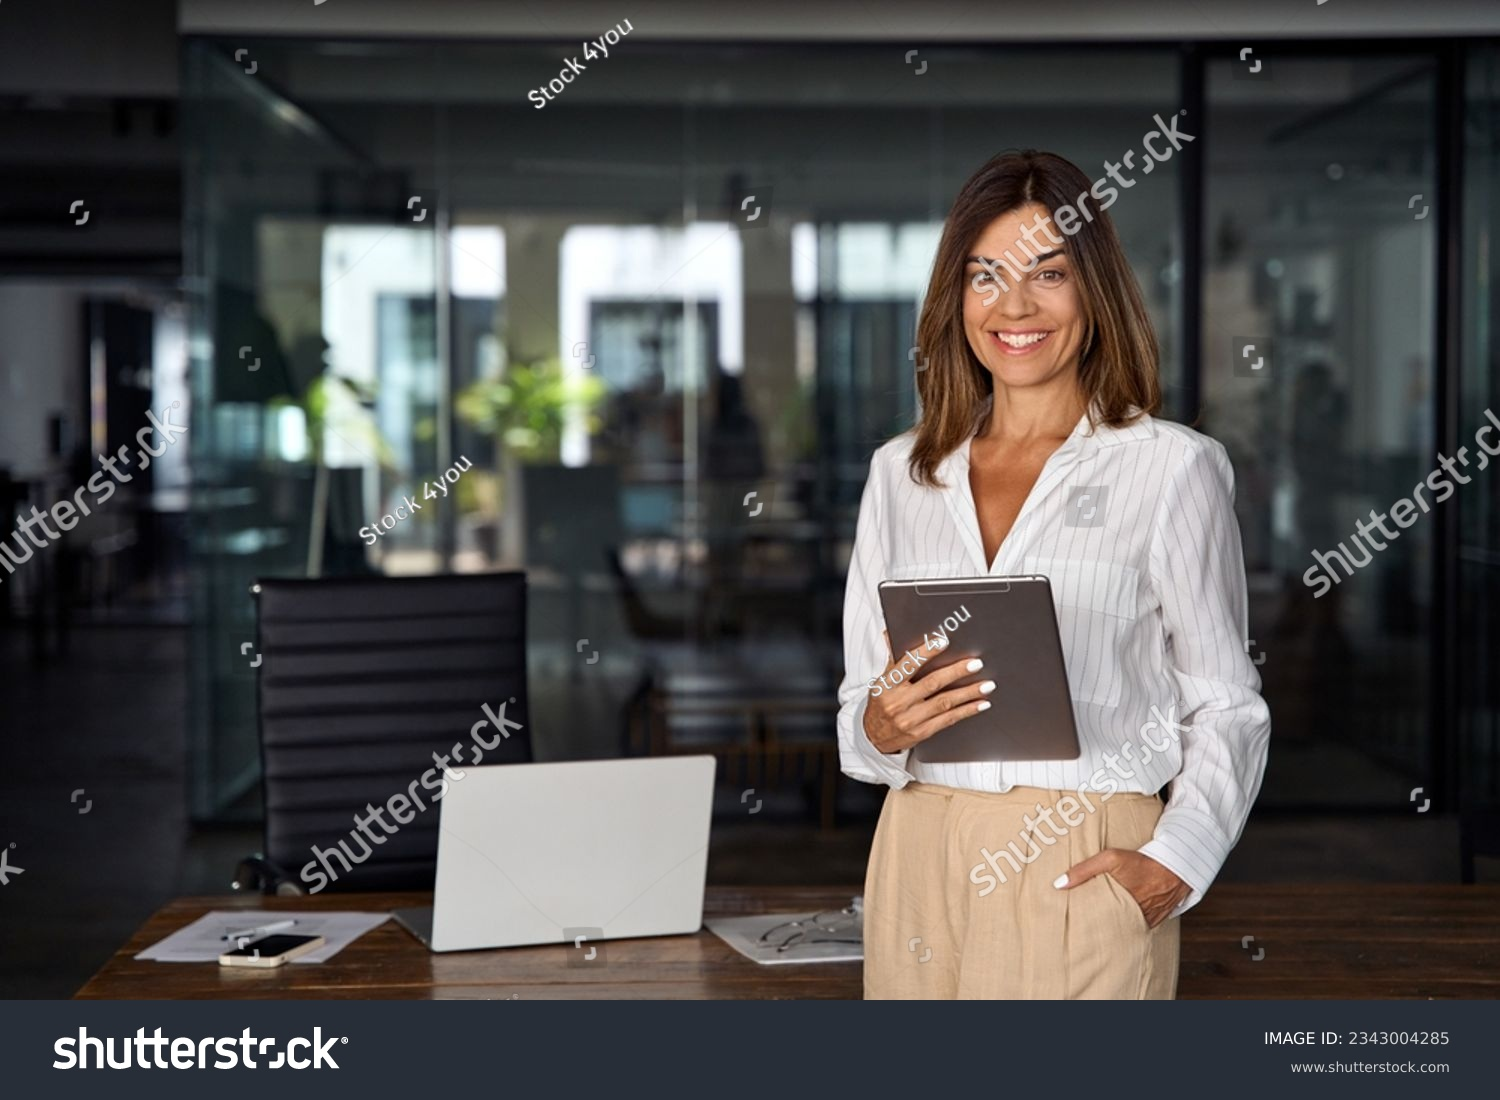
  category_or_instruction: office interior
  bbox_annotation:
[2,0,1499,997]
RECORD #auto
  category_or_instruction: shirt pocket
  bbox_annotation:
[1020,555,1141,708]
[885,560,972,582]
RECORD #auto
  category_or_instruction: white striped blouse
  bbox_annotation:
[838,406,1272,918]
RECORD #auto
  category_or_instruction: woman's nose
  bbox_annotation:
[995,280,1035,319]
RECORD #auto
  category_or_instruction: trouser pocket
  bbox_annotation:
[1100,795,1160,934]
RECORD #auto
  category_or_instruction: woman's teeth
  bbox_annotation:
[994,331,1050,348]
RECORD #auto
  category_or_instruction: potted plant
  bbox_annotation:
[455,358,605,563]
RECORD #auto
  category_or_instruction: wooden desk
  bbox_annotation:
[77,884,1500,1000]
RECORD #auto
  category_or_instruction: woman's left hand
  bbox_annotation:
[1054,850,1190,929]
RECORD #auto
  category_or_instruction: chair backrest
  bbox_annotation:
[255,572,530,892]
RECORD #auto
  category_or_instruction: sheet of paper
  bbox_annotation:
[134,910,391,964]
[706,910,864,966]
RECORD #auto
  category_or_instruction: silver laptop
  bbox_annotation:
[394,755,716,953]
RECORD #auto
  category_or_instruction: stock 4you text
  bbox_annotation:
[868,604,972,696]
[360,456,472,546]
[528,19,633,109]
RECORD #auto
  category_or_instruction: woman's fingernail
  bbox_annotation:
[966,659,984,672]
[979,680,997,694]
[976,700,991,712]
[1053,874,1069,889]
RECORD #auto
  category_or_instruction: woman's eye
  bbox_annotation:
[972,271,994,285]
[1036,268,1064,284]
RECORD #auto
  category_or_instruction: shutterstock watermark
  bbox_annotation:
[970,111,1194,304]
[1303,407,1500,598]
[298,699,524,892]
[54,1027,342,1070]
[967,701,1188,897]
[0,403,187,584]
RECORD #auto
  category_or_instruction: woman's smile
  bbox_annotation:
[988,329,1055,356]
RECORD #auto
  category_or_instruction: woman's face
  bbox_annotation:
[962,203,1087,393]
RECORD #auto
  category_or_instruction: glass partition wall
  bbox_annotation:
[184,35,1491,828]
[1200,52,1441,808]
[183,42,443,817]
[1459,45,1500,806]
[182,38,1185,821]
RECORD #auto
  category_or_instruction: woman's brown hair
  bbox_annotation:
[908,149,1161,486]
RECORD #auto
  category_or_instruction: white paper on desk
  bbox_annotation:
[706,911,864,965]
[134,911,390,964]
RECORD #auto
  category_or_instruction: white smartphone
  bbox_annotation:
[218,933,326,968]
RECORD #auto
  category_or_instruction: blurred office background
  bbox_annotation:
[3,0,1500,994]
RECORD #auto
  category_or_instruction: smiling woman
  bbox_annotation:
[909,150,1160,489]
[839,149,1271,1001]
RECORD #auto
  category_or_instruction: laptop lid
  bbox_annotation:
[429,755,717,952]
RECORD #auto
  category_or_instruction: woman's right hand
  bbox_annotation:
[862,637,996,755]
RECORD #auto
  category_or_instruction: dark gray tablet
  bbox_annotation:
[877,575,1081,764]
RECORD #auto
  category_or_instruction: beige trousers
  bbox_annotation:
[863,782,1180,999]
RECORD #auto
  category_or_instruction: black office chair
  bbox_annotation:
[240,572,531,894]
